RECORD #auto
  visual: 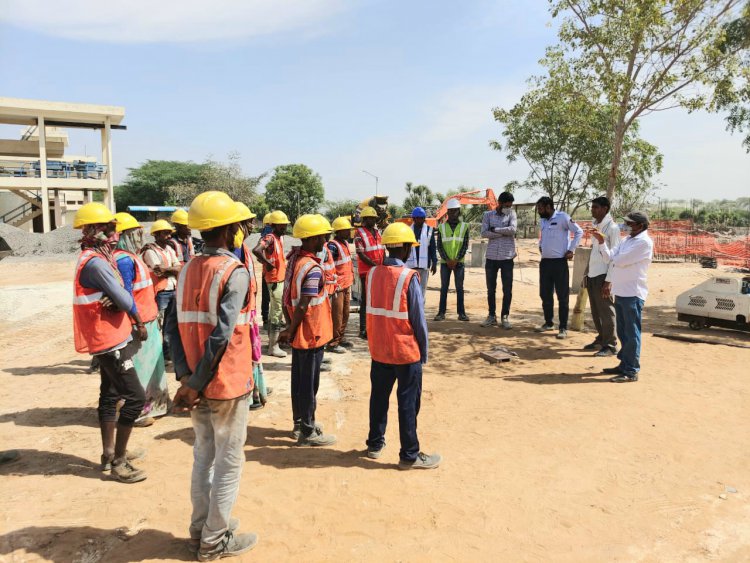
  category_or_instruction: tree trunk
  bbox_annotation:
[607,119,627,201]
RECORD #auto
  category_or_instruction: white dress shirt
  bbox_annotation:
[598,230,653,300]
[587,214,621,280]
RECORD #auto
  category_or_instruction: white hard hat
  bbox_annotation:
[446,198,461,210]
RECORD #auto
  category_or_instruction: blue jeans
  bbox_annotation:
[438,263,465,316]
[367,360,422,462]
[156,290,175,359]
[615,296,644,376]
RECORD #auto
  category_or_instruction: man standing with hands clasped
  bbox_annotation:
[583,196,620,357]
[435,198,470,322]
[535,196,583,339]
[480,191,516,329]
[590,211,653,383]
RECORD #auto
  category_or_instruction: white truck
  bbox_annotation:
[675,276,750,332]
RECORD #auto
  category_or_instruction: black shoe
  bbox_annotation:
[610,374,638,383]
[602,366,623,375]
[359,330,367,339]
[458,314,470,322]
[582,340,600,351]
[594,347,617,357]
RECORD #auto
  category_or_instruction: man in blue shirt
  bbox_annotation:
[535,196,583,339]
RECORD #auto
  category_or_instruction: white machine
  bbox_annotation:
[676,276,750,332]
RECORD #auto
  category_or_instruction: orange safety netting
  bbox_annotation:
[575,219,750,269]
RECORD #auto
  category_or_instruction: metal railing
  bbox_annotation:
[0,158,108,180]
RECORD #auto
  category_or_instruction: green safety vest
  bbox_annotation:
[438,221,468,263]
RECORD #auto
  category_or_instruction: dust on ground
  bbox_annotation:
[1,240,749,562]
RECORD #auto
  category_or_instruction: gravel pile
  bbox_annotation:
[0,223,81,256]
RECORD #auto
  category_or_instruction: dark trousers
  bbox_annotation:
[98,338,146,427]
[156,289,175,360]
[539,258,570,329]
[367,360,422,462]
[261,278,270,324]
[485,258,514,317]
[291,346,324,436]
[438,263,466,315]
[358,275,368,332]
[587,274,617,350]
[615,296,643,376]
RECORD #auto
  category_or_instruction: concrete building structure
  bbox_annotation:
[0,97,125,232]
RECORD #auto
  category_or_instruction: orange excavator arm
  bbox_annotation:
[434,189,497,221]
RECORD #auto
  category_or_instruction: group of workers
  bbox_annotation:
[71,188,653,560]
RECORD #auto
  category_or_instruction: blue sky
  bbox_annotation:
[1,0,747,204]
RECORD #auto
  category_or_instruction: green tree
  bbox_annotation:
[322,199,360,221]
[492,55,662,214]
[166,153,266,215]
[551,0,745,199]
[114,160,206,211]
[264,164,325,223]
[402,182,441,212]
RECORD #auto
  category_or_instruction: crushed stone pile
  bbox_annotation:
[0,223,81,257]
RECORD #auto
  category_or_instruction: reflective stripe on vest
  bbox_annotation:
[356,227,385,276]
[319,246,337,295]
[291,260,328,307]
[406,225,433,269]
[263,234,286,282]
[176,254,253,400]
[365,264,421,365]
[114,249,159,323]
[72,250,132,354]
[330,239,354,289]
[287,255,334,349]
[438,222,468,262]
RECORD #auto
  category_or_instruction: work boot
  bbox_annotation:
[610,374,638,383]
[458,314,470,322]
[602,366,623,375]
[267,330,287,358]
[292,422,322,441]
[101,448,146,471]
[110,458,147,483]
[582,340,600,351]
[433,313,445,321]
[326,345,347,354]
[398,452,442,470]
[594,346,617,357]
[480,315,497,327]
[197,531,258,561]
[556,329,568,340]
[366,447,383,459]
[501,315,512,330]
[189,518,240,553]
[297,427,337,447]
[535,323,554,332]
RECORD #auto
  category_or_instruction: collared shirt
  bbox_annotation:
[587,214,621,280]
[481,209,517,261]
[383,257,429,364]
[164,247,250,390]
[407,223,437,269]
[539,210,583,259]
[598,231,653,300]
[142,243,181,291]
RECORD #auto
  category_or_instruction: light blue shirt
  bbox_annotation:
[539,210,583,259]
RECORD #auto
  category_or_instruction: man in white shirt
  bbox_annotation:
[584,196,620,357]
[591,211,653,383]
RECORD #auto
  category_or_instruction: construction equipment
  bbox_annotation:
[396,188,498,229]
[675,276,750,332]
[353,196,390,229]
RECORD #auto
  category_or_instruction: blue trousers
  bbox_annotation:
[615,296,644,376]
[367,360,422,462]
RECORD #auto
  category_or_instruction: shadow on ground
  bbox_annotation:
[0,449,104,480]
[0,407,98,428]
[3,359,91,376]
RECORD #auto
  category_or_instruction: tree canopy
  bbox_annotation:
[263,164,325,223]
[114,159,206,211]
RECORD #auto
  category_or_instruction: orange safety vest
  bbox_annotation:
[114,249,159,323]
[330,239,354,290]
[366,265,421,365]
[321,245,338,296]
[241,241,258,313]
[176,254,254,400]
[286,254,333,350]
[355,227,384,277]
[141,244,173,293]
[168,236,194,263]
[72,250,133,355]
[263,234,286,283]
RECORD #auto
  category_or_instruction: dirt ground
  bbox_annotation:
[1,240,749,562]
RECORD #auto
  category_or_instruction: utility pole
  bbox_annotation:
[362,170,379,196]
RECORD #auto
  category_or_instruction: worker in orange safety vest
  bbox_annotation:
[354,206,384,339]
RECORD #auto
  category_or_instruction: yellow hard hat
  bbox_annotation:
[360,206,378,218]
[235,202,257,221]
[268,210,290,225]
[114,212,141,233]
[382,222,419,247]
[187,191,243,232]
[292,214,333,239]
[171,208,189,225]
[151,219,174,235]
[73,202,116,229]
[262,213,271,226]
[331,216,353,231]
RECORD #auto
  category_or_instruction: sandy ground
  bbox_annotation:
[1,241,750,562]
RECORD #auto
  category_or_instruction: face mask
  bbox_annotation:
[500,207,511,216]
[233,228,245,250]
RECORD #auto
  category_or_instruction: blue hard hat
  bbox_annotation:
[411,207,426,218]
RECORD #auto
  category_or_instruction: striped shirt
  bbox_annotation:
[481,210,517,261]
